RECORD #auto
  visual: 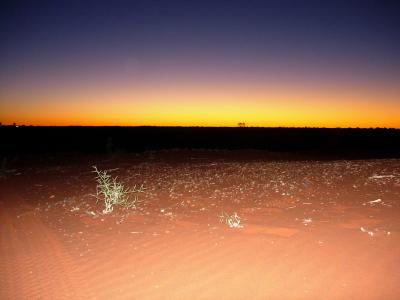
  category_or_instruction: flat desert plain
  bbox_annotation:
[1,151,400,299]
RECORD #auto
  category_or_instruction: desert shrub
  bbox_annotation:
[0,156,14,179]
[92,166,145,214]
[0,157,6,179]
[219,211,243,228]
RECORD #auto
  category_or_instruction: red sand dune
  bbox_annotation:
[1,151,400,299]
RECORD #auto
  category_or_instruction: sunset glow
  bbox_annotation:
[1,78,399,128]
[1,1,399,128]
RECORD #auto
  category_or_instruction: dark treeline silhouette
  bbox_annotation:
[1,126,399,159]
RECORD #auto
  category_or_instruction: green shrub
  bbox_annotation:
[92,166,144,214]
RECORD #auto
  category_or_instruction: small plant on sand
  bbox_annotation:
[219,211,243,228]
[92,166,145,214]
[0,157,7,179]
[0,157,16,179]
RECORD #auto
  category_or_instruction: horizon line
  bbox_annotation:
[1,124,399,130]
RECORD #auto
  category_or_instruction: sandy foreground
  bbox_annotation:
[1,151,400,299]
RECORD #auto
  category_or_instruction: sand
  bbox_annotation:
[1,151,400,299]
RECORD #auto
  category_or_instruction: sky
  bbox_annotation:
[1,0,399,127]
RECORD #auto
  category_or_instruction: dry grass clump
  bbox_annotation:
[219,211,243,228]
[92,166,145,214]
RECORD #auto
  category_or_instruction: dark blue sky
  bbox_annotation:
[1,0,399,81]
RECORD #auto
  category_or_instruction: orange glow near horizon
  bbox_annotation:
[1,80,399,128]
